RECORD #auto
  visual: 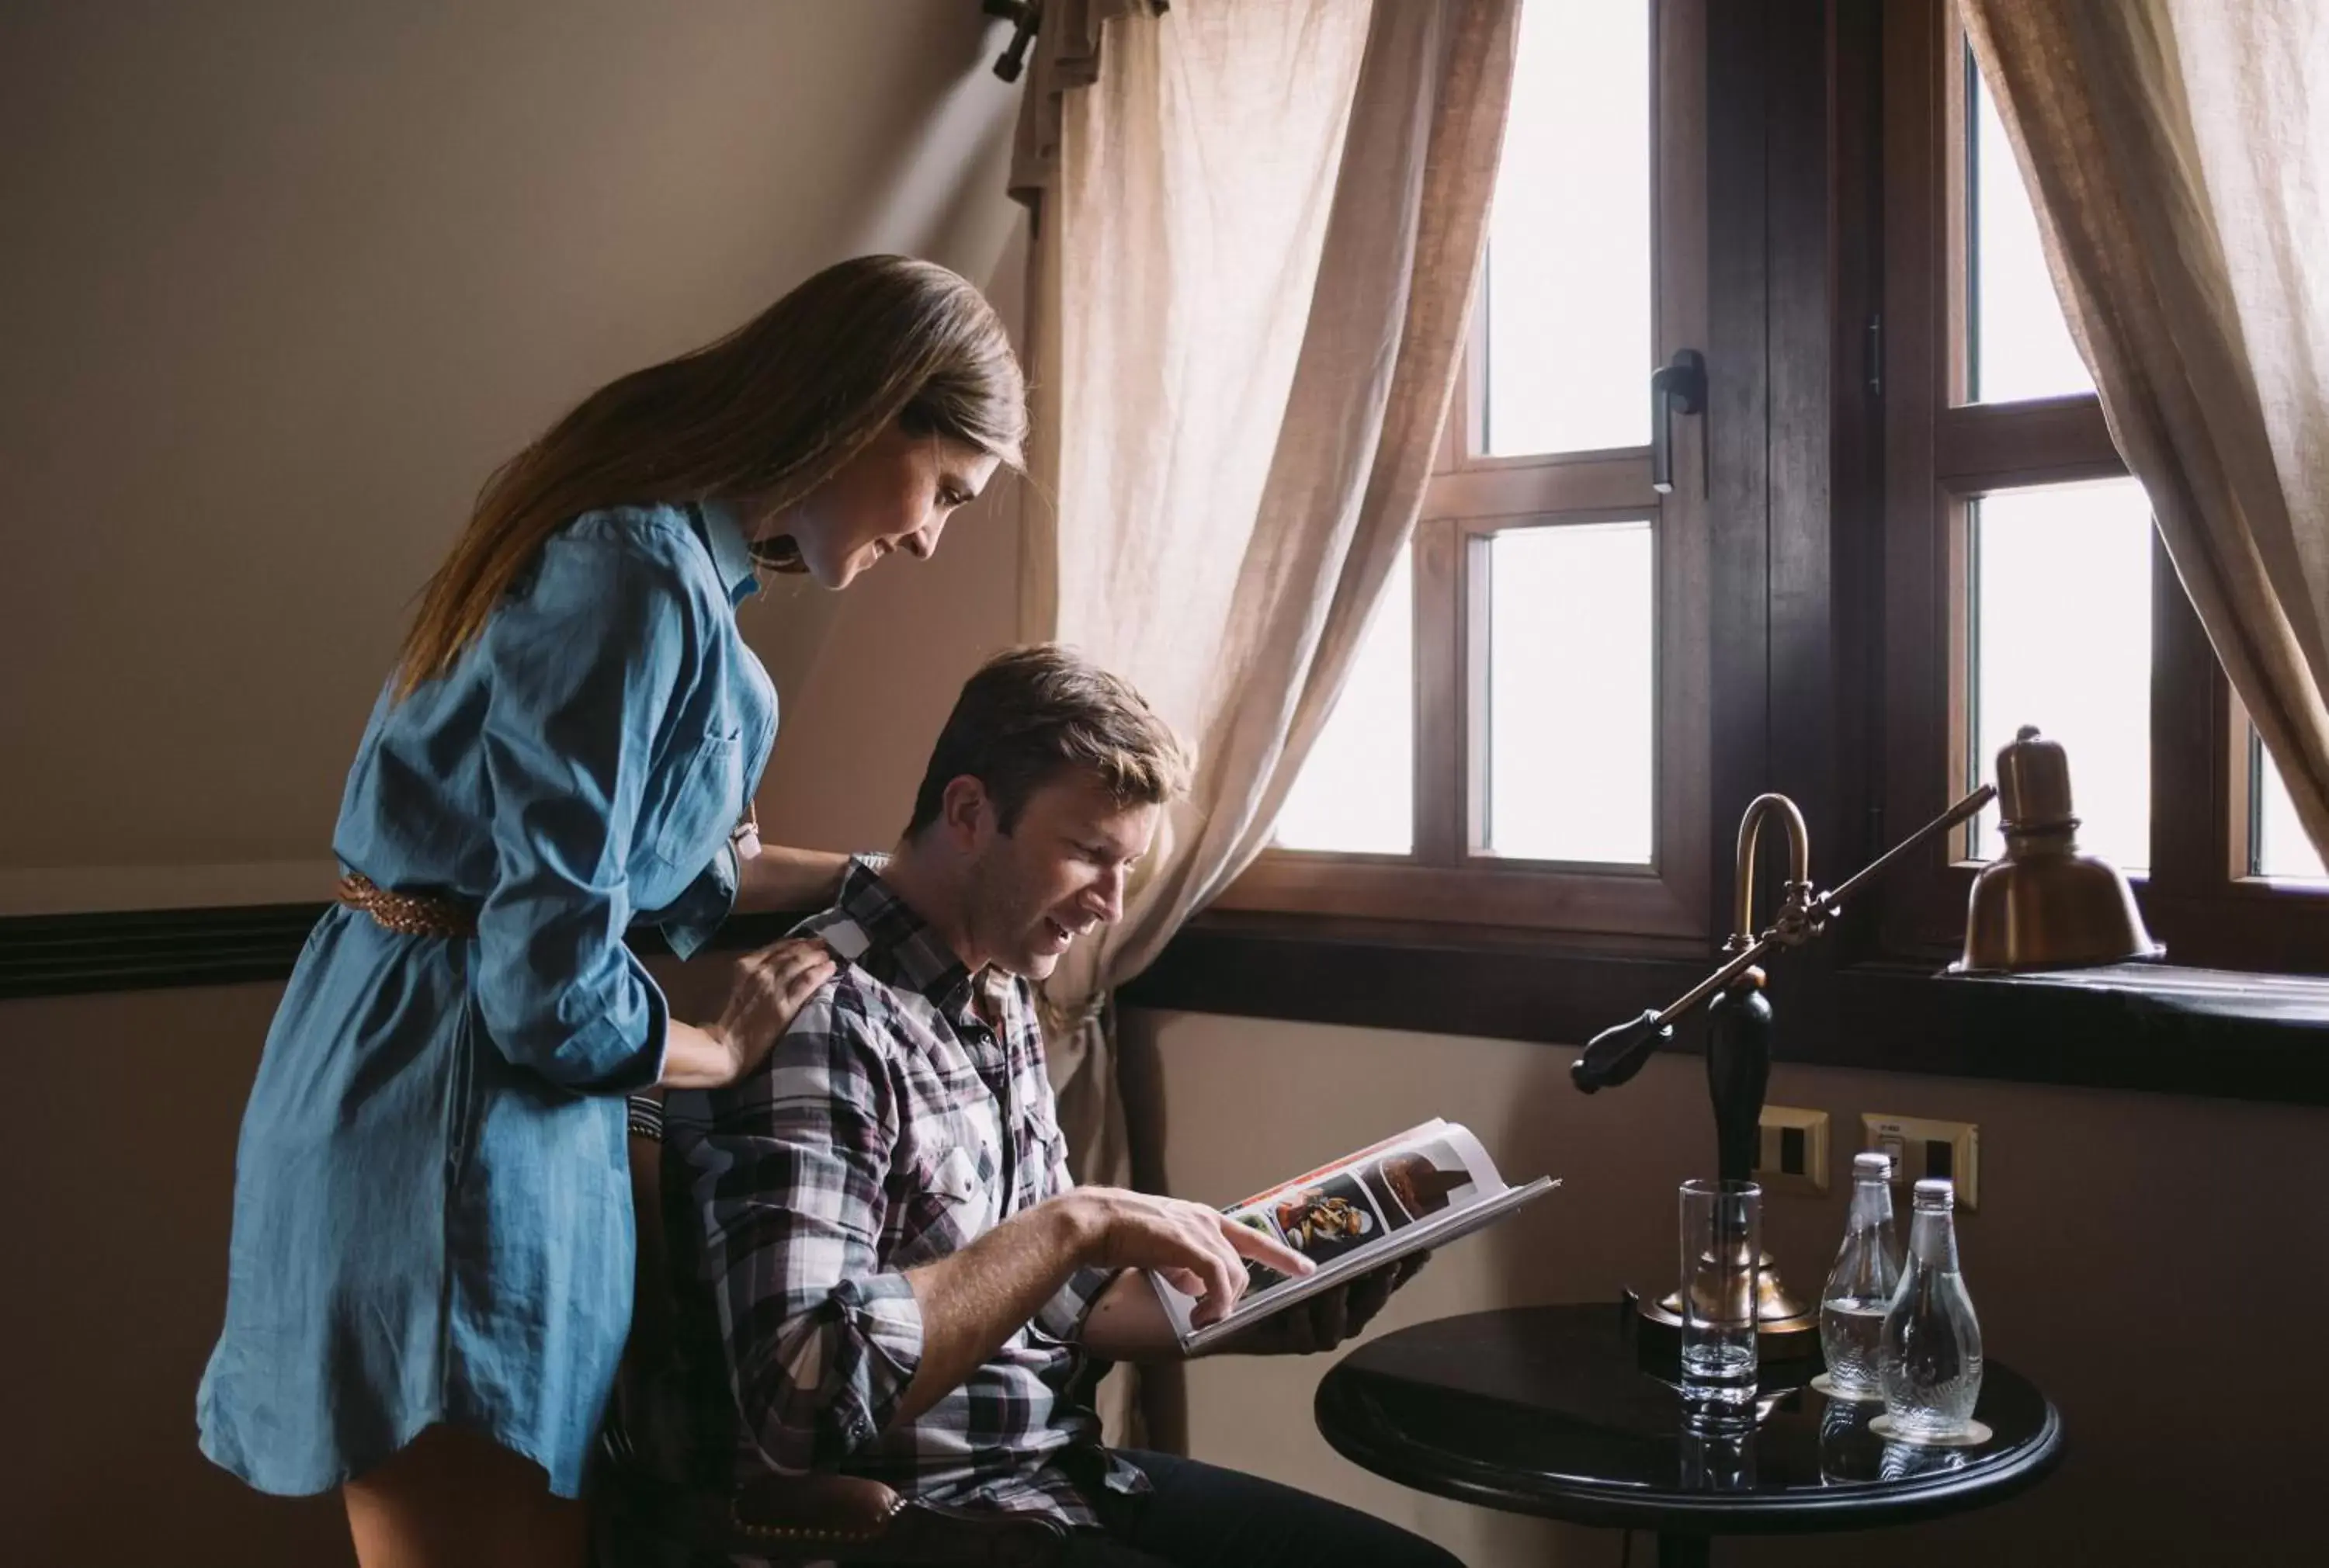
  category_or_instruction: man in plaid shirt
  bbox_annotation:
[659,646,1454,1567]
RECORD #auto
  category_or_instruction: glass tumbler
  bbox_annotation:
[1678,1178,1761,1433]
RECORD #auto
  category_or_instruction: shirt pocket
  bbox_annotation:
[892,1143,994,1268]
[647,727,743,872]
[1015,1099,1066,1206]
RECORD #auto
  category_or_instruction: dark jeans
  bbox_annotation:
[1067,1448,1464,1568]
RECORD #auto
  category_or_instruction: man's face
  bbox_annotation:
[963,769,1160,981]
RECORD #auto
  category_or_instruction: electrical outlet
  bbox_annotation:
[1861,1113,1980,1211]
[1752,1105,1830,1195]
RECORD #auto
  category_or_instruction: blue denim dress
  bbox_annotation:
[196,501,776,1498]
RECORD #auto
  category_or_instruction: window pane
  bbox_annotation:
[2254,732,2327,879]
[1968,479,2150,869]
[1481,0,1651,456]
[1274,549,1414,855]
[1484,521,1654,863]
[1968,56,2091,403]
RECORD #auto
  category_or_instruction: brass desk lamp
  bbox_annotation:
[1955,726,2161,972]
[1571,727,2155,1360]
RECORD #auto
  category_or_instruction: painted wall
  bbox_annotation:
[3,983,358,1564]
[0,0,1025,914]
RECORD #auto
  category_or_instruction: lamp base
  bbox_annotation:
[1625,1250,1822,1369]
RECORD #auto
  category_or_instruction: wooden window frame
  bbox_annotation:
[1218,0,1711,946]
[1879,0,2329,973]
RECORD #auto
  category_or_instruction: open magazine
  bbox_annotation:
[1146,1119,1560,1353]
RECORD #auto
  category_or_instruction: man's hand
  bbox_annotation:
[1063,1188,1314,1327]
[898,1187,1315,1421]
[1205,1253,1430,1358]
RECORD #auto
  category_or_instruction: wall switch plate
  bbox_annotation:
[1753,1105,1830,1195]
[1861,1113,1980,1212]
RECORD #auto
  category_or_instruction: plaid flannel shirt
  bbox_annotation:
[658,857,1141,1530]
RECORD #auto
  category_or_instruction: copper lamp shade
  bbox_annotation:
[1955,727,2163,973]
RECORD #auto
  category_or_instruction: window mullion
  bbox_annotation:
[2147,525,2225,908]
[1413,516,1465,868]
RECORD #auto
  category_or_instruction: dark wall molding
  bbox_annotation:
[0,903,804,1003]
[0,903,329,1001]
[10,903,2327,1106]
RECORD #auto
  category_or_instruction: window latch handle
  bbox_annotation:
[1650,349,1706,494]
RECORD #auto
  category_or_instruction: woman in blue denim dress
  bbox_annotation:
[196,255,1022,1566]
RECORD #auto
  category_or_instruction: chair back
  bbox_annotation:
[599,1095,1066,1567]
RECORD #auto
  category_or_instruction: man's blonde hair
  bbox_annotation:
[908,645,1191,837]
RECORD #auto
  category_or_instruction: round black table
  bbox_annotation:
[1315,1303,2063,1567]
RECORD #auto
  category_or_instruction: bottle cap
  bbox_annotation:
[1853,1151,1893,1179]
[1913,1177,1956,1205]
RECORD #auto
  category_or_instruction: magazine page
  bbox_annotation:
[1237,1121,1503,1268]
[1220,1119,1458,1219]
[1147,1122,1557,1351]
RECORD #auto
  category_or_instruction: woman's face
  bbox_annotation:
[761,421,1001,590]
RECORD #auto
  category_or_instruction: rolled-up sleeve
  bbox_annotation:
[650,841,740,961]
[474,534,689,1090]
[1033,1262,1114,1345]
[689,990,925,1472]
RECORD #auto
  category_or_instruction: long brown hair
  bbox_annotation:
[394,254,1026,698]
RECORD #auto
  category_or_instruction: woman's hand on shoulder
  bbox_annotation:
[661,938,837,1089]
[712,938,838,1082]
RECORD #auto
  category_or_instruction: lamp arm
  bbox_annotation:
[1569,784,1995,1098]
[1810,783,1995,925]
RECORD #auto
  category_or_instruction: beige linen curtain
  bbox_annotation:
[1008,0,1515,1222]
[1960,1,2329,861]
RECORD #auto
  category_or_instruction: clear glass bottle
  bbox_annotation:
[1818,1151,1902,1399]
[1880,1177,1984,1439]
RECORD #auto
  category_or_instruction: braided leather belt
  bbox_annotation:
[336,873,479,938]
